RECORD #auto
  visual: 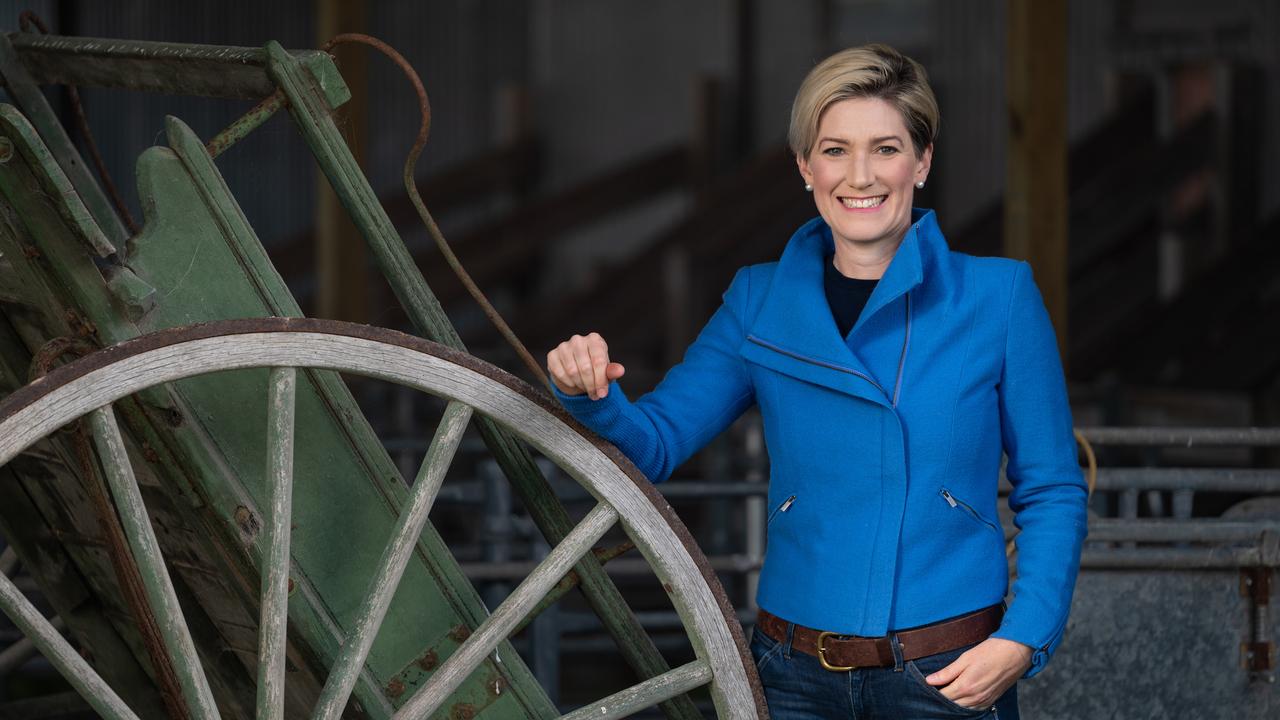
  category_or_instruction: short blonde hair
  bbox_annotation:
[788,43,939,159]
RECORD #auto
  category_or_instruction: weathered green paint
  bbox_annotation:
[264,40,703,720]
[88,405,222,719]
[256,367,295,720]
[312,401,472,720]
[5,32,345,102]
[0,104,556,717]
[0,241,170,719]
[395,504,620,720]
[152,118,558,718]
[0,34,127,251]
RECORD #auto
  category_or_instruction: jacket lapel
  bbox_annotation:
[743,211,938,407]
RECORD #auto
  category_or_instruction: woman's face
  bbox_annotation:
[797,96,933,251]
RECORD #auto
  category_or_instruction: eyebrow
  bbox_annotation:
[817,134,905,145]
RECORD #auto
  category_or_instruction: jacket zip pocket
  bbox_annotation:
[767,495,796,526]
[745,336,887,395]
[940,488,1000,534]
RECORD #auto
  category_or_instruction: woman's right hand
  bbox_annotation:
[547,333,626,400]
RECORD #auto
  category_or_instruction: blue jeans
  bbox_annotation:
[750,624,1019,719]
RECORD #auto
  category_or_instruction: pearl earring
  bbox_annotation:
[804,183,813,192]
[915,180,925,189]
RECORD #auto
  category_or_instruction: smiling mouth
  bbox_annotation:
[840,195,887,209]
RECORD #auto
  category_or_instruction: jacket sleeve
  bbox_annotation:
[987,262,1089,678]
[553,267,756,483]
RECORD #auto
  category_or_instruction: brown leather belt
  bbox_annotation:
[756,604,1003,671]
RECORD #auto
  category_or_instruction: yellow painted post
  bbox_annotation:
[315,0,369,322]
[1005,0,1069,367]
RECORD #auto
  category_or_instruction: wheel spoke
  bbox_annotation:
[558,660,712,720]
[0,564,141,720]
[393,502,620,720]
[88,405,222,720]
[311,401,473,720]
[257,367,296,720]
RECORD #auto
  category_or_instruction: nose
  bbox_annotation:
[846,150,874,189]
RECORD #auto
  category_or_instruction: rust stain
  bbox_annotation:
[21,244,40,259]
[234,505,259,536]
[141,443,161,463]
[62,310,97,337]
[386,678,405,698]
[448,624,471,642]
[449,703,476,720]
[416,648,438,671]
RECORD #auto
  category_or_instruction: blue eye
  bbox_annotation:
[875,146,899,155]
[822,146,845,156]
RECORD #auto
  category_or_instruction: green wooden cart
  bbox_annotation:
[0,29,766,719]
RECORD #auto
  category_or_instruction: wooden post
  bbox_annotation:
[1005,0,1069,365]
[315,0,369,322]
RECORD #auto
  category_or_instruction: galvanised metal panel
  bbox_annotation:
[1021,570,1278,719]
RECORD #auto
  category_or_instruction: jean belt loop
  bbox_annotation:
[889,631,905,672]
[783,621,795,659]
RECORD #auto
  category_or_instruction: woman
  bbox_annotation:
[547,44,1086,719]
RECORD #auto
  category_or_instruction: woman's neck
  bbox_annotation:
[831,234,904,280]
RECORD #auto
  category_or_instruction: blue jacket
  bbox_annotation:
[556,209,1088,677]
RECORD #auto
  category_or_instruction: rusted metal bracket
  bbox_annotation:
[1239,566,1275,681]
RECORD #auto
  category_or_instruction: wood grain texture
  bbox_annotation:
[558,660,712,720]
[0,571,141,720]
[256,367,295,720]
[394,502,618,720]
[87,406,222,720]
[0,321,762,719]
[310,401,473,720]
[264,44,702,719]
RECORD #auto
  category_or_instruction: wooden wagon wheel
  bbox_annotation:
[0,318,767,720]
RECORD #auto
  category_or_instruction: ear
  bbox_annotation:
[796,152,814,186]
[915,143,934,185]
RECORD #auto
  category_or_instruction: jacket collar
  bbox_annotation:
[743,208,946,406]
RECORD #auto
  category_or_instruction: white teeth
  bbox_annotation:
[841,196,886,209]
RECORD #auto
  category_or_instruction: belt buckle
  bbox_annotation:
[816,631,856,672]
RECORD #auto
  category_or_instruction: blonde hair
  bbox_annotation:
[788,43,939,158]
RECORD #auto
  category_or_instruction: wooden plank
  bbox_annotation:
[0,571,141,720]
[0,322,763,718]
[394,503,620,720]
[143,124,548,718]
[558,660,712,720]
[1005,0,1069,362]
[87,406,221,720]
[0,33,127,251]
[255,367,296,720]
[265,42,704,720]
[310,401,473,720]
[4,32,336,101]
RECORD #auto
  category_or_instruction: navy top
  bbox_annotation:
[823,254,879,338]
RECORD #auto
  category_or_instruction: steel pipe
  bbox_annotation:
[1077,427,1280,447]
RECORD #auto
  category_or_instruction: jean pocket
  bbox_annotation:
[749,626,784,674]
[903,656,994,717]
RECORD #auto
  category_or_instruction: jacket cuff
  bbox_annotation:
[551,381,625,429]
[990,604,1069,679]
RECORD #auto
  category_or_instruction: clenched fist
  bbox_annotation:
[546,333,626,400]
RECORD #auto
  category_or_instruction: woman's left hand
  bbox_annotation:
[924,637,1033,709]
